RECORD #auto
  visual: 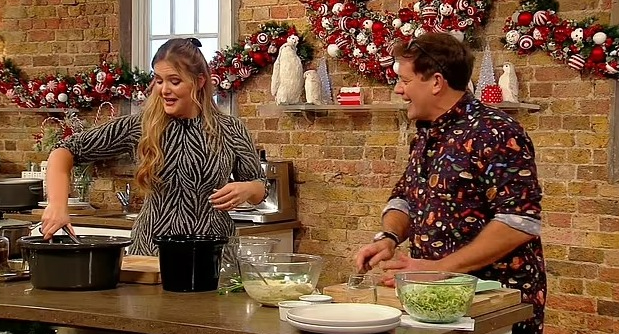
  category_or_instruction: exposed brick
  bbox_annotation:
[568,247,605,263]
[600,217,619,233]
[553,82,593,97]
[583,232,619,249]
[598,300,619,317]
[530,132,575,147]
[543,244,568,260]
[566,148,592,164]
[562,116,591,130]
[546,260,598,279]
[568,181,598,197]
[545,212,572,228]
[571,214,600,231]
[547,294,597,313]
[585,281,613,298]
[558,277,584,294]
[577,165,609,181]
[534,66,580,81]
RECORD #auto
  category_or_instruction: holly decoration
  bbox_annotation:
[209,22,314,96]
[502,0,619,79]
[300,0,493,85]
[1,22,313,110]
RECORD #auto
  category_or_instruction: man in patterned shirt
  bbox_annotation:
[355,33,546,334]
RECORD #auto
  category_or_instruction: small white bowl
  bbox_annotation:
[277,301,312,321]
[299,294,333,304]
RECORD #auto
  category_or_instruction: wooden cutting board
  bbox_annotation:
[120,255,161,284]
[322,284,521,318]
[32,208,97,216]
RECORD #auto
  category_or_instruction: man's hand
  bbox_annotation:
[379,252,443,287]
[354,239,397,274]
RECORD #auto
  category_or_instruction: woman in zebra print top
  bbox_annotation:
[40,38,267,255]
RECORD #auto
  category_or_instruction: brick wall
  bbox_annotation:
[237,0,619,333]
[0,0,132,211]
[0,0,618,332]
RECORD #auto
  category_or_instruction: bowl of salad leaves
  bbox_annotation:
[395,271,478,323]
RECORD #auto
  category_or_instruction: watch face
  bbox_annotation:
[373,232,385,241]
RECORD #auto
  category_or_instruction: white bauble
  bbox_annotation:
[96,71,106,83]
[413,2,421,12]
[393,61,400,75]
[362,19,373,30]
[39,84,47,91]
[45,92,55,103]
[414,26,426,38]
[505,30,520,45]
[57,93,68,103]
[356,32,368,45]
[332,3,344,15]
[327,44,340,57]
[353,48,363,58]
[400,23,414,36]
[367,43,377,54]
[592,32,607,45]
[321,17,332,29]
[450,30,465,42]
[220,80,231,90]
[392,18,402,29]
[570,28,584,43]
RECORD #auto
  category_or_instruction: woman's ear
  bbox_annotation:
[197,74,206,89]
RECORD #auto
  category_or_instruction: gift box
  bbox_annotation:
[336,87,363,106]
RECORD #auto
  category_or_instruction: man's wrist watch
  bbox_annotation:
[373,231,400,245]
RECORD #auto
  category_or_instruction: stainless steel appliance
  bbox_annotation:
[229,159,297,224]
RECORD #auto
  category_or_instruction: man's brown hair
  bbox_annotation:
[392,33,474,91]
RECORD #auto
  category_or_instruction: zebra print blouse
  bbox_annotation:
[56,113,265,255]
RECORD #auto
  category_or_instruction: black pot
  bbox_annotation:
[0,219,35,259]
[17,235,133,290]
[154,234,229,292]
[0,178,44,211]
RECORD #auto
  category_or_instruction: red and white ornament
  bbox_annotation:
[332,3,343,15]
[379,56,395,68]
[256,33,269,44]
[367,43,378,54]
[211,74,222,87]
[456,0,469,11]
[238,67,252,79]
[317,3,329,16]
[518,35,534,50]
[335,36,351,49]
[567,54,586,70]
[439,3,454,16]
[532,11,548,26]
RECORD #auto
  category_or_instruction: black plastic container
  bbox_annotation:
[17,235,132,290]
[153,234,229,292]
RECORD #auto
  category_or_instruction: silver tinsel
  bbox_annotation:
[316,58,333,104]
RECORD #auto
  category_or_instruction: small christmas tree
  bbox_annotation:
[475,45,496,99]
[316,58,333,104]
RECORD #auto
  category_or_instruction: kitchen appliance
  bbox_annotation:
[0,178,44,210]
[18,235,133,290]
[0,214,36,259]
[229,158,297,224]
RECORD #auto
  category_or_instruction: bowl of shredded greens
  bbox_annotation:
[395,271,478,323]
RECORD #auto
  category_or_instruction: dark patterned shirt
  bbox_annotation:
[387,93,546,334]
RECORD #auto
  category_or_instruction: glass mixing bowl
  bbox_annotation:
[239,253,323,306]
[395,271,478,323]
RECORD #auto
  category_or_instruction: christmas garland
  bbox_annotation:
[502,0,619,79]
[0,22,313,109]
[300,0,493,85]
[0,58,152,109]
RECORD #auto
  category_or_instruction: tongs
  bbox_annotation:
[62,226,81,244]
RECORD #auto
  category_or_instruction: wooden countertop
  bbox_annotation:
[0,282,533,334]
[3,212,301,235]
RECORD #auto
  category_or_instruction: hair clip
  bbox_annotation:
[187,37,202,47]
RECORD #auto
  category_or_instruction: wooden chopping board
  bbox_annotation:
[120,255,161,284]
[32,207,97,216]
[322,284,521,318]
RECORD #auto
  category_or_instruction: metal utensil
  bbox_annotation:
[61,226,81,244]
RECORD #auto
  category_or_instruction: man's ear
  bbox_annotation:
[432,73,446,95]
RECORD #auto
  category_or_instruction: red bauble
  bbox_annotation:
[398,8,414,22]
[517,12,533,26]
[251,52,269,67]
[588,46,606,63]
[104,73,115,86]
[371,21,385,33]
[56,82,68,93]
[340,2,357,16]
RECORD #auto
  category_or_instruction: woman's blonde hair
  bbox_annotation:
[136,38,221,193]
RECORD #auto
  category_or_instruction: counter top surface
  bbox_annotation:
[3,212,300,235]
[0,282,533,334]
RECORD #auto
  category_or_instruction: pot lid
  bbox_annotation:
[0,219,32,228]
[0,178,42,184]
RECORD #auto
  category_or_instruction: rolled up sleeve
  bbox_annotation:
[480,128,542,235]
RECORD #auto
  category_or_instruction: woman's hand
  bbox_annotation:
[209,181,262,211]
[40,203,72,240]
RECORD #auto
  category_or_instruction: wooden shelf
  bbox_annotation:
[258,103,408,123]
[0,107,79,114]
[486,102,541,112]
